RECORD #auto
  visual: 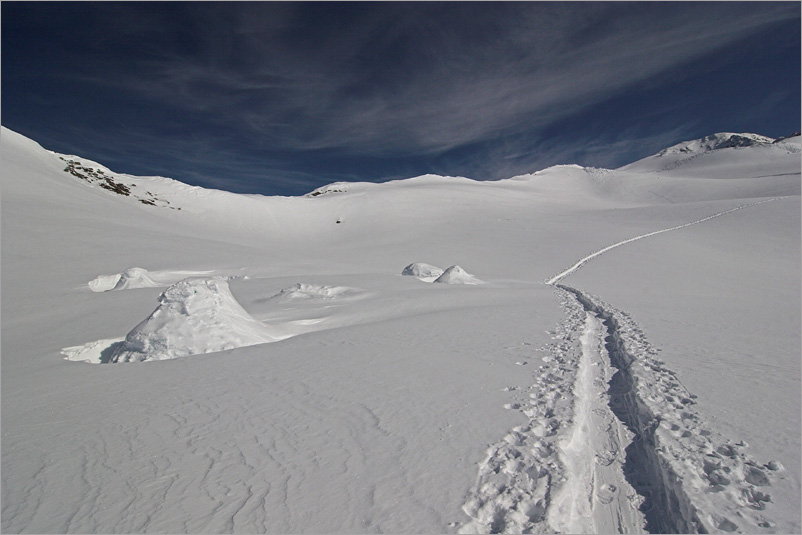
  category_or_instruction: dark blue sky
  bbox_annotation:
[3,2,800,196]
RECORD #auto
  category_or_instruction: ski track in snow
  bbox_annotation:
[556,287,783,534]
[460,198,786,534]
[544,197,779,286]
[547,310,645,534]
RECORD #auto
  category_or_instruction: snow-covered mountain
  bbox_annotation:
[658,132,775,153]
[2,126,800,533]
[619,131,801,175]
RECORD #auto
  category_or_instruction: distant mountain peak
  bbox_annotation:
[656,132,775,157]
[618,130,800,174]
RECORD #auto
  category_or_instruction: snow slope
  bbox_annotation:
[2,126,799,533]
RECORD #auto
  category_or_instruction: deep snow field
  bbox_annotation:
[1,127,799,533]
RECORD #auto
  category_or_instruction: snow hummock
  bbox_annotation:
[433,265,483,285]
[401,262,445,281]
[269,282,363,301]
[107,277,282,362]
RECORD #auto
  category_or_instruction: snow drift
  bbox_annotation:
[89,268,219,292]
[108,277,282,362]
[268,282,362,301]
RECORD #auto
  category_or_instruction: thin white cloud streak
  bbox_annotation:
[74,3,797,157]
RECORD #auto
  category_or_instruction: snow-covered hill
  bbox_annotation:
[2,126,799,533]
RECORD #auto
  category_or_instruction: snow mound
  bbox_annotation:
[62,337,125,364]
[111,267,161,291]
[270,283,362,301]
[401,262,445,281]
[89,268,219,292]
[433,265,483,285]
[108,278,281,362]
[88,268,160,292]
[88,273,123,292]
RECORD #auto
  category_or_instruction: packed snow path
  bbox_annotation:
[554,286,785,533]
[460,199,787,533]
[548,310,645,534]
[540,200,784,533]
[545,198,779,285]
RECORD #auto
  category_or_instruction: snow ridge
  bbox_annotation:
[58,156,178,208]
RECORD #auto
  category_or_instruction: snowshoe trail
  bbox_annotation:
[542,199,784,533]
[547,309,645,534]
[545,198,779,286]
[558,287,783,533]
[460,199,787,533]
[457,292,586,534]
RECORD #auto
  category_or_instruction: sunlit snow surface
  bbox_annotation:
[2,126,800,533]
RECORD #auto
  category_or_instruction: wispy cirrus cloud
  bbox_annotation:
[70,2,796,158]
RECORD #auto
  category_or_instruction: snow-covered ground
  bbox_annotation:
[1,126,799,533]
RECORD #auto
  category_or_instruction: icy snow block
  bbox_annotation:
[109,277,279,362]
[401,262,444,279]
[433,265,483,285]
